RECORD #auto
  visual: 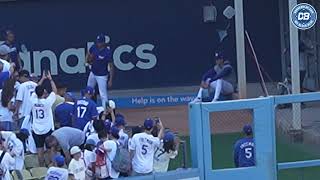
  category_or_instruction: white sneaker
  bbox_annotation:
[211,99,218,102]
[191,97,202,103]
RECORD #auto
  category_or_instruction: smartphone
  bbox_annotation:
[44,69,49,76]
[154,117,160,123]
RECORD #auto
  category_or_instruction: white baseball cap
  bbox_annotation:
[108,100,116,109]
[70,146,81,155]
[0,45,13,56]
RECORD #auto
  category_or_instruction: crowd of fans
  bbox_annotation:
[0,30,180,180]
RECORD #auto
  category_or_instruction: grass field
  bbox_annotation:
[169,133,320,180]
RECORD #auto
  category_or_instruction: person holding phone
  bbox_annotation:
[129,118,164,176]
[29,71,57,166]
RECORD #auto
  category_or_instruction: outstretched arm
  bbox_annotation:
[47,71,57,94]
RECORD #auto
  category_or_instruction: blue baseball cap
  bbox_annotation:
[104,120,112,132]
[96,34,106,43]
[144,118,154,130]
[53,155,65,167]
[115,116,126,127]
[82,86,94,96]
[214,52,224,60]
[64,92,75,102]
[20,128,29,136]
[110,126,120,138]
[85,138,96,146]
[243,124,253,135]
[163,132,175,143]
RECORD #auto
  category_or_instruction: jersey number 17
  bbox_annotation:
[77,106,87,118]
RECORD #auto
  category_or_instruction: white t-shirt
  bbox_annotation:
[68,158,86,180]
[45,167,69,180]
[153,142,178,173]
[0,90,13,122]
[0,58,11,72]
[83,150,96,169]
[86,133,99,146]
[103,140,119,178]
[129,132,161,174]
[5,132,24,170]
[0,150,15,180]
[16,81,37,118]
[118,129,129,147]
[30,92,56,135]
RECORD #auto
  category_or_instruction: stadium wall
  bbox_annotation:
[0,0,281,91]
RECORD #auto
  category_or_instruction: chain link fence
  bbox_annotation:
[276,100,320,180]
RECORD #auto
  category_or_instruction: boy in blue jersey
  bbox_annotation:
[55,92,75,128]
[233,124,255,168]
[73,86,98,130]
[86,34,114,109]
[192,52,235,102]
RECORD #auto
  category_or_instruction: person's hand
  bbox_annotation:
[12,112,19,121]
[41,71,47,80]
[106,107,113,114]
[108,80,113,88]
[47,71,53,81]
[201,81,209,89]
[157,119,163,129]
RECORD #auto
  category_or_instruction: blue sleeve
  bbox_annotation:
[201,69,216,81]
[233,142,240,168]
[90,102,98,118]
[0,72,10,79]
[209,65,232,83]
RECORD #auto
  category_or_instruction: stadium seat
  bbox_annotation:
[24,154,39,169]
[12,169,36,180]
[29,167,48,179]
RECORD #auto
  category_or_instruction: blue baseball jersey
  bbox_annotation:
[0,71,10,89]
[55,102,74,127]
[233,137,255,168]
[89,44,112,76]
[2,42,20,70]
[73,98,98,130]
[201,61,233,83]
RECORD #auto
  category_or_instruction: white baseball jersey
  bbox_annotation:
[118,129,129,147]
[16,81,37,118]
[30,92,56,135]
[153,141,178,172]
[129,132,161,174]
[0,58,11,72]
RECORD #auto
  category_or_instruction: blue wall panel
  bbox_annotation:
[0,0,281,90]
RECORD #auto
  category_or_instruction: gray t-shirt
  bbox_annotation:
[52,127,85,153]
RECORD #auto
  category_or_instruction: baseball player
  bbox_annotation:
[86,34,114,109]
[29,71,57,166]
[73,86,98,130]
[193,52,235,102]
[233,124,255,168]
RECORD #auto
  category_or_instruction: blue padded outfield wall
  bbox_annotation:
[0,0,281,91]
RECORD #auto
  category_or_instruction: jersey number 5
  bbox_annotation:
[142,144,148,155]
[245,147,253,159]
[77,106,87,118]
